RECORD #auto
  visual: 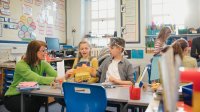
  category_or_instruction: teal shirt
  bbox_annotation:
[5,60,57,96]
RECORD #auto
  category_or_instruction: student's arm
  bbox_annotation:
[191,39,199,59]
[64,58,78,78]
[15,62,54,85]
[154,39,163,54]
[72,58,78,69]
[90,58,98,77]
[91,58,98,70]
[109,75,133,85]
[126,63,135,84]
[96,60,104,80]
[109,60,134,85]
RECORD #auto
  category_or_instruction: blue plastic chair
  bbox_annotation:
[62,82,107,112]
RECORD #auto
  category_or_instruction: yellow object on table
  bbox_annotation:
[67,64,98,83]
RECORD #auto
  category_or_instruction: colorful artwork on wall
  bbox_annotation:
[17,15,36,41]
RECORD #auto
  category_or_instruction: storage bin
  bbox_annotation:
[178,29,188,34]
[182,83,193,106]
[3,69,14,94]
[4,69,14,79]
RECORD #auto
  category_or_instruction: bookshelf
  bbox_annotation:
[145,34,200,53]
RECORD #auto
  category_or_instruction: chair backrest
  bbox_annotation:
[150,55,161,81]
[62,82,107,112]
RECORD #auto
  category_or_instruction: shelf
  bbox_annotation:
[145,34,200,53]
[146,34,200,37]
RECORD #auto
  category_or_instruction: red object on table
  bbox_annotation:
[180,69,200,92]
[180,69,200,112]
[129,84,141,100]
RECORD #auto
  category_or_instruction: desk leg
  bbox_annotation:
[21,93,24,112]
[45,97,48,112]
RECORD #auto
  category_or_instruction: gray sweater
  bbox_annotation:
[97,56,135,83]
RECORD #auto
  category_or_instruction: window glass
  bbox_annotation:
[91,0,115,37]
[150,0,188,26]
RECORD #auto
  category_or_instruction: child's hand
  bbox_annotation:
[90,68,97,77]
[151,82,160,92]
[53,76,65,84]
[66,69,74,78]
[75,78,82,83]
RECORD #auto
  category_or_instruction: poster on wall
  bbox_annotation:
[1,0,10,3]
[23,4,32,15]
[0,8,10,15]
[3,2,9,9]
[0,16,5,22]
[131,49,144,59]
[55,11,65,32]
[0,0,66,43]
[24,0,33,4]
[46,24,53,36]
[35,0,42,6]
[121,0,140,43]
[17,15,36,41]
[56,0,65,10]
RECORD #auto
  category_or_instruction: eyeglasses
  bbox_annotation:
[39,49,47,53]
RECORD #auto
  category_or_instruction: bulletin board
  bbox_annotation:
[121,0,140,43]
[0,0,66,43]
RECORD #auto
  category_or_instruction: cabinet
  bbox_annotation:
[0,68,15,95]
[145,34,200,53]
[0,62,15,96]
[3,69,14,94]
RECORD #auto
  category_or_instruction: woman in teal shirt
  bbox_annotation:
[4,40,64,112]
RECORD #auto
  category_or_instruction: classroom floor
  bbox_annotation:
[0,103,64,112]
[0,102,129,112]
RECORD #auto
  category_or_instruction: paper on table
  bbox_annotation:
[57,60,65,77]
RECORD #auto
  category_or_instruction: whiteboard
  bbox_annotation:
[0,0,66,43]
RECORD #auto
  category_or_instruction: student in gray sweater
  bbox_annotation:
[97,38,134,85]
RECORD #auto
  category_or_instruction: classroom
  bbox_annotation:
[0,0,200,112]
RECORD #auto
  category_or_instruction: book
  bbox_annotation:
[17,82,40,91]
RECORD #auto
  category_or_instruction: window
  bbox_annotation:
[90,0,116,37]
[148,0,188,27]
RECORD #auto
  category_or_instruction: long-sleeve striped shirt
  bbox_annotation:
[154,39,164,54]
